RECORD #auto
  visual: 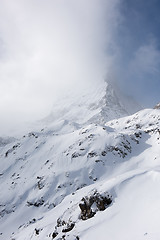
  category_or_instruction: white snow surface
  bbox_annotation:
[0,82,160,240]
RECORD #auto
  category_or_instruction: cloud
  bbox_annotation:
[0,0,121,135]
[129,39,160,76]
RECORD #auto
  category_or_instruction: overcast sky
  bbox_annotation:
[0,0,160,135]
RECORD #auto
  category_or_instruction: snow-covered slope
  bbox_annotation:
[0,82,159,240]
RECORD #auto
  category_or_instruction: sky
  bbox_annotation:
[0,0,160,135]
[114,0,160,106]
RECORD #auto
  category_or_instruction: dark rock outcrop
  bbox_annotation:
[154,103,160,109]
[79,191,112,220]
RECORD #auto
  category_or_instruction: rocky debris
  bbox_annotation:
[35,228,40,235]
[80,128,89,134]
[45,159,50,165]
[76,183,87,190]
[5,143,20,157]
[145,128,160,134]
[0,205,16,218]
[71,152,81,158]
[134,132,142,138]
[62,223,75,233]
[154,103,160,109]
[136,124,141,129]
[37,176,45,190]
[95,159,103,163]
[57,218,66,227]
[52,218,75,239]
[89,175,98,182]
[107,146,128,158]
[18,218,38,230]
[79,191,112,220]
[52,231,58,239]
[101,151,107,156]
[87,151,98,158]
[28,132,38,138]
[100,135,133,159]
[11,173,20,180]
[27,198,44,207]
[87,134,94,139]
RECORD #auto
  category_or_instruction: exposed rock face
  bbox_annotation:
[52,231,58,239]
[51,218,75,239]
[79,191,112,220]
[154,103,160,109]
[62,223,75,233]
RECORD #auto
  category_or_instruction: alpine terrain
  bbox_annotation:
[0,81,160,240]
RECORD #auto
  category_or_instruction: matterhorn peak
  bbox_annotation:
[43,80,141,131]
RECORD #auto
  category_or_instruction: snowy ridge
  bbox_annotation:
[0,104,160,239]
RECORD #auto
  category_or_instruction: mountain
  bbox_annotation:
[42,81,141,127]
[0,81,159,240]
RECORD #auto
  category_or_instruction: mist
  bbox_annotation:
[0,0,160,135]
